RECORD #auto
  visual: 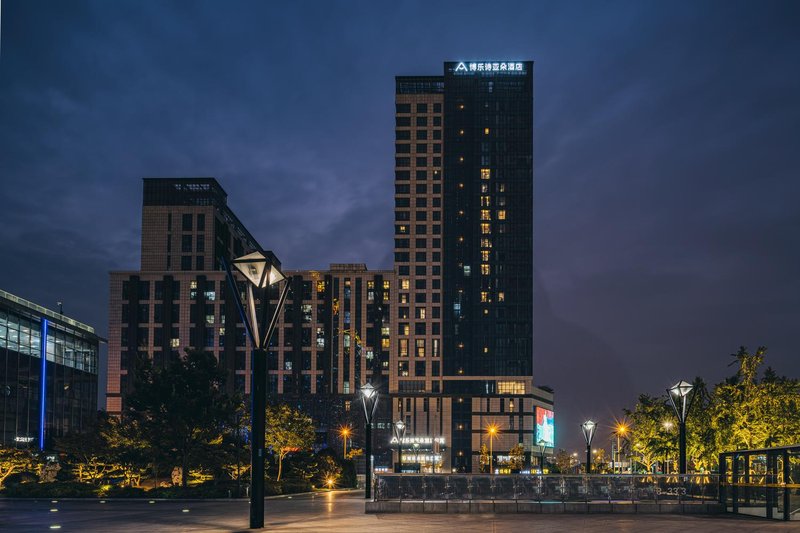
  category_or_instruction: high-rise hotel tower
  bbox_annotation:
[392,61,553,472]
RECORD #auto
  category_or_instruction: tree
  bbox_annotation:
[0,447,36,488]
[553,449,573,473]
[126,350,235,488]
[625,394,675,473]
[478,443,490,473]
[55,414,118,485]
[264,403,315,481]
[508,443,525,472]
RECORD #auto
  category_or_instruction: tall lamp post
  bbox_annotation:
[667,380,694,475]
[581,420,597,474]
[615,423,628,474]
[536,438,547,474]
[222,251,290,529]
[486,424,499,474]
[393,420,406,473]
[339,426,351,458]
[359,383,378,499]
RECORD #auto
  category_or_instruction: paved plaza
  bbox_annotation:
[0,491,795,532]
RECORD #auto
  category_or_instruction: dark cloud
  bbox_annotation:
[1,0,797,450]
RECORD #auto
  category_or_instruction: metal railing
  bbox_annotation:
[374,474,719,503]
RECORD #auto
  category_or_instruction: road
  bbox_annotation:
[0,491,795,532]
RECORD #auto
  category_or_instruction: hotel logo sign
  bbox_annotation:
[454,61,524,73]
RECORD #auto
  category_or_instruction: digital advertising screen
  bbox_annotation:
[535,408,555,448]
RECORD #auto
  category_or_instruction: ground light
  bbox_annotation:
[222,251,290,529]
[667,380,694,474]
[359,383,379,499]
[581,420,597,474]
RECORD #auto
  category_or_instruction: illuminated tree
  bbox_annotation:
[508,443,525,471]
[0,447,36,489]
[479,443,490,473]
[264,403,315,481]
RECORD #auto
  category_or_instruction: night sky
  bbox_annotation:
[1,1,798,453]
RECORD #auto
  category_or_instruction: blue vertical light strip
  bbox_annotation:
[39,318,48,450]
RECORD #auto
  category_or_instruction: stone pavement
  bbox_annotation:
[0,491,795,532]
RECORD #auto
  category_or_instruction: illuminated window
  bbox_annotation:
[497,381,526,394]
[416,307,426,319]
[458,104,465,110]
[399,339,408,357]
[481,264,491,275]
[484,128,490,135]
[400,324,410,335]
[481,250,490,261]
[498,292,505,302]
[316,280,326,293]
[497,210,506,220]
[398,225,408,234]
[480,168,491,180]
[480,291,488,302]
[483,346,489,353]
[382,338,390,349]
[498,183,506,192]
[481,183,489,193]
[459,156,464,163]
[459,129,464,135]
[400,293,409,303]
[483,308,489,315]
[458,236,464,242]
[415,339,425,357]
[383,280,391,289]
[480,196,491,207]
[480,238,492,248]
[458,182,464,188]
[401,279,410,290]
[480,209,491,221]
[480,223,491,235]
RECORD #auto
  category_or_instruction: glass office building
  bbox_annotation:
[0,289,100,449]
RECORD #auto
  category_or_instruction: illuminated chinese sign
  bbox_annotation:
[454,61,525,73]
[535,408,555,448]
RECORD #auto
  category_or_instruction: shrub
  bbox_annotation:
[281,479,312,494]
[2,481,98,498]
[101,485,147,498]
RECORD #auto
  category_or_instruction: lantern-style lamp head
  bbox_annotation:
[394,420,406,441]
[667,380,694,423]
[231,251,285,288]
[581,420,597,446]
[359,383,379,424]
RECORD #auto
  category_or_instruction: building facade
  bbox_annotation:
[107,59,555,473]
[0,289,100,449]
[392,61,553,473]
[106,179,394,461]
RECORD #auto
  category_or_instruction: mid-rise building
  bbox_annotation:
[106,179,394,461]
[0,289,100,449]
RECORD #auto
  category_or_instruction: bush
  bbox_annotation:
[281,479,312,494]
[101,485,147,498]
[340,460,357,488]
[264,480,282,496]
[3,471,38,487]
[2,481,98,498]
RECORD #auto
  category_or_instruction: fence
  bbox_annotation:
[374,474,719,504]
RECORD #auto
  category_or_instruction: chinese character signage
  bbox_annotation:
[454,61,525,74]
[535,408,555,448]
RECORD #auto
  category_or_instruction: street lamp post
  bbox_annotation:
[222,251,289,529]
[581,420,597,474]
[615,423,628,474]
[536,438,547,474]
[486,424,498,474]
[339,426,351,458]
[667,380,694,475]
[393,420,406,473]
[359,383,378,499]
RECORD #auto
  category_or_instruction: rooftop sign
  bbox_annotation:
[454,61,525,73]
